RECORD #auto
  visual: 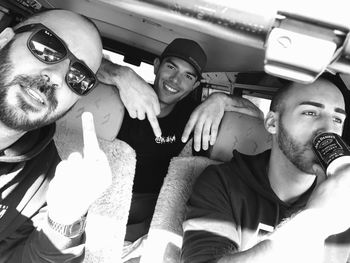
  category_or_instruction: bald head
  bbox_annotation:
[265,75,347,175]
[15,9,103,73]
[0,9,104,132]
[270,75,345,115]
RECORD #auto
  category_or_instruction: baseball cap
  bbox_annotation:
[160,38,207,78]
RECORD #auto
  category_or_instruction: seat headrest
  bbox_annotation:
[208,111,272,162]
[56,83,124,142]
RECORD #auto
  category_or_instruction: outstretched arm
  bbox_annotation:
[215,210,327,263]
[182,164,350,263]
[181,92,264,152]
[97,57,161,137]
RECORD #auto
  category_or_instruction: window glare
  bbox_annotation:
[103,50,155,84]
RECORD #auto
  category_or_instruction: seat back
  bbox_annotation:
[208,111,272,161]
[53,83,136,262]
[83,139,136,263]
[141,111,271,262]
[54,83,124,144]
[140,156,220,263]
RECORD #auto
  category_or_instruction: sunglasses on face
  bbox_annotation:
[14,23,98,96]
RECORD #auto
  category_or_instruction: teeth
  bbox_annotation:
[165,84,178,93]
[25,88,44,104]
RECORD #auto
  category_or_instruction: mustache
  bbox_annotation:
[8,74,58,112]
[10,75,56,95]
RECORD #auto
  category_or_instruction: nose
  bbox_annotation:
[169,71,181,85]
[40,59,70,88]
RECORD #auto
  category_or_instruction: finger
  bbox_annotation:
[137,110,146,120]
[152,99,161,116]
[54,154,81,181]
[128,109,137,119]
[209,118,221,146]
[312,163,327,184]
[67,152,83,162]
[182,115,197,143]
[201,120,212,151]
[193,119,205,152]
[147,111,162,138]
[82,112,100,158]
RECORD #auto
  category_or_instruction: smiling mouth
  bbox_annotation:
[164,83,179,94]
[24,86,45,105]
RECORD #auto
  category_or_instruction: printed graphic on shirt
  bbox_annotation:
[245,222,275,249]
[257,222,274,237]
[0,204,9,219]
[155,135,176,144]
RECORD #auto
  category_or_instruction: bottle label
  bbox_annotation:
[312,132,350,172]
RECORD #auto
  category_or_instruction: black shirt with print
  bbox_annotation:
[117,95,198,193]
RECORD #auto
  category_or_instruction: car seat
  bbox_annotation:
[53,83,136,262]
[140,111,271,263]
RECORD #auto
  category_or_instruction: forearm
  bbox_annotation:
[217,93,263,119]
[97,57,128,87]
[218,209,326,263]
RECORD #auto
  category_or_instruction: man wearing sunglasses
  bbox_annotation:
[0,9,112,262]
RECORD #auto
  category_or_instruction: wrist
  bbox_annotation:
[48,205,89,225]
[213,93,238,111]
[210,92,228,108]
[47,212,87,238]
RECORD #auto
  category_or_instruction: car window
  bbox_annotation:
[103,49,155,84]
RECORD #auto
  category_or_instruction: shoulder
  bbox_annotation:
[192,162,238,197]
[193,150,267,197]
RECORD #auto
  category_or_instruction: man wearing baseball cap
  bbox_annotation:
[98,38,263,243]
[160,38,206,77]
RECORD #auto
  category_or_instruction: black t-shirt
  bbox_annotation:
[182,150,350,262]
[117,95,198,193]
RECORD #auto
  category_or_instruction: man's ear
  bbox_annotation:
[265,111,278,135]
[153,58,161,74]
[192,80,200,90]
[0,28,14,49]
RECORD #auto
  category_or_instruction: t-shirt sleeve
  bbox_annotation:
[3,205,85,263]
[181,164,240,263]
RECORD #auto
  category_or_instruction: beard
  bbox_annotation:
[277,118,319,174]
[0,40,64,132]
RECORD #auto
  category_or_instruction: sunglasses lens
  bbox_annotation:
[66,62,96,95]
[24,26,96,96]
[28,29,67,63]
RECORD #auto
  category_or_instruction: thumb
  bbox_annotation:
[312,163,327,184]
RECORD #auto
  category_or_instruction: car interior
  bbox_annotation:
[1,0,350,262]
